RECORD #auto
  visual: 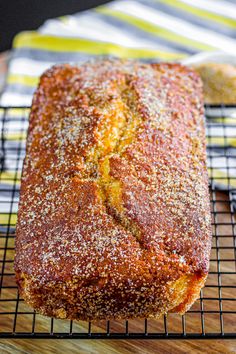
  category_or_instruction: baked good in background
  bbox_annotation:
[195,62,236,104]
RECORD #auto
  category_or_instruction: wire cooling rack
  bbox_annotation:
[0,105,236,340]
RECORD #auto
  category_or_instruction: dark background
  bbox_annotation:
[0,0,111,52]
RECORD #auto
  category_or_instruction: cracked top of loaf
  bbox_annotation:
[15,60,211,307]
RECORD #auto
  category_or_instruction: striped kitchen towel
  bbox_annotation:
[1,0,236,106]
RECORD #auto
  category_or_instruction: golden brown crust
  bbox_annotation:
[15,59,212,320]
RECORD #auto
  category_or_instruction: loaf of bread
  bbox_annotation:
[15,60,212,320]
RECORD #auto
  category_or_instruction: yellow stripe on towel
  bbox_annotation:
[208,168,236,187]
[7,74,39,87]
[157,0,236,29]
[14,31,186,60]
[0,213,17,226]
[96,7,216,52]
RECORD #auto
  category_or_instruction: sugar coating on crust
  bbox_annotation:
[15,59,212,320]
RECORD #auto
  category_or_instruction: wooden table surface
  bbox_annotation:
[0,53,236,354]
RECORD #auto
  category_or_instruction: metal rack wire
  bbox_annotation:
[0,105,235,339]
